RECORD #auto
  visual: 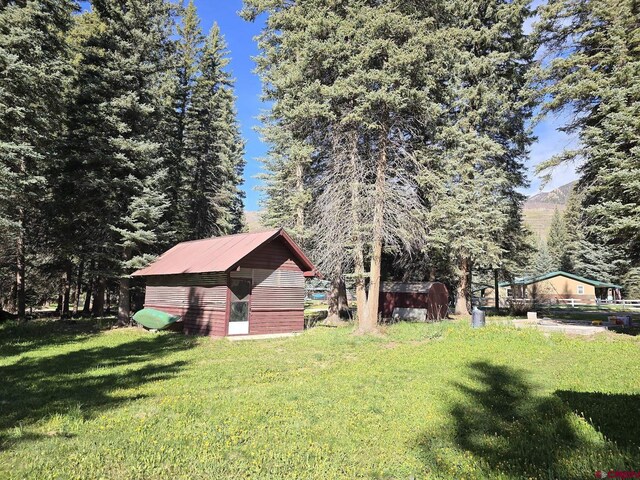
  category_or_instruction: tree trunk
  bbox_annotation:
[6,280,17,315]
[428,267,437,282]
[327,275,350,323]
[61,262,71,318]
[105,285,111,314]
[73,260,84,315]
[16,223,26,321]
[117,247,133,325]
[82,282,92,316]
[347,131,369,329]
[494,268,500,313]
[363,134,388,332]
[55,293,62,315]
[455,256,471,315]
[295,162,305,245]
[92,277,105,317]
[118,277,131,325]
[82,260,94,316]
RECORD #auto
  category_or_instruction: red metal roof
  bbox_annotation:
[132,228,316,277]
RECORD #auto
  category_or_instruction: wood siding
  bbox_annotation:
[379,283,449,320]
[146,273,226,287]
[249,310,304,335]
[233,267,305,334]
[236,237,306,271]
[144,282,228,336]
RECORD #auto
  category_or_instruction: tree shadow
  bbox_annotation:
[0,318,111,358]
[0,332,196,451]
[556,390,640,449]
[418,361,640,479]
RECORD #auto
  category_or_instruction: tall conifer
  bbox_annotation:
[184,24,245,239]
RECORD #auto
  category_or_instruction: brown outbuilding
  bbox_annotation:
[379,281,449,322]
[131,228,316,337]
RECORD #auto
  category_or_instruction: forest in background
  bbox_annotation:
[1,0,638,330]
[0,0,245,321]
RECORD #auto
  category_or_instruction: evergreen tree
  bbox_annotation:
[547,208,571,271]
[534,0,640,293]
[184,24,245,239]
[169,0,204,241]
[531,239,555,276]
[422,0,535,314]
[244,0,439,332]
[64,0,178,322]
[563,190,616,283]
[0,0,76,319]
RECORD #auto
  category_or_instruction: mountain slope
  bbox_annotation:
[523,181,576,239]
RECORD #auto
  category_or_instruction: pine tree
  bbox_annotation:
[184,24,245,239]
[547,208,571,271]
[422,0,535,315]
[563,190,615,283]
[63,0,178,322]
[534,0,640,293]
[167,0,204,241]
[0,0,76,319]
[532,239,555,276]
[244,0,440,332]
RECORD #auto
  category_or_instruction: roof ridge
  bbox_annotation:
[174,228,281,246]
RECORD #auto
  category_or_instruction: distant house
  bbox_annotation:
[479,271,623,307]
[132,228,317,337]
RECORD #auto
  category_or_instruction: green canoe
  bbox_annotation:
[133,308,181,330]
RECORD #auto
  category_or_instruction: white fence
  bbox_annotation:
[597,299,640,308]
[474,296,640,309]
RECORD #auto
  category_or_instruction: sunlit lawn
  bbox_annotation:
[1,318,639,479]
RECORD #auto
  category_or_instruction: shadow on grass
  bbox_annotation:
[418,362,640,479]
[556,390,640,449]
[0,318,111,357]
[0,331,196,451]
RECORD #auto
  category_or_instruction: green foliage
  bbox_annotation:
[0,0,246,315]
[1,320,639,478]
[184,24,245,238]
[547,208,572,271]
[0,0,77,315]
[531,238,556,276]
[534,0,640,292]
[562,190,616,283]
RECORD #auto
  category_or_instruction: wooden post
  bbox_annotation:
[494,269,500,314]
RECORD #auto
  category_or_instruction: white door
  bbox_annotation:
[228,278,251,335]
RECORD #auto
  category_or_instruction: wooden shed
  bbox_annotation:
[379,282,449,322]
[131,228,316,337]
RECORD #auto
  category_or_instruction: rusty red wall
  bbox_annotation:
[238,238,305,334]
[144,273,228,336]
[237,237,306,271]
[379,283,449,321]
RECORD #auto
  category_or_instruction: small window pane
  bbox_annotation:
[577,285,584,295]
[229,302,248,322]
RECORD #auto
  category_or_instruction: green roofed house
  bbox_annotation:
[478,271,623,308]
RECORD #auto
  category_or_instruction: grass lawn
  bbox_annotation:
[1,319,639,479]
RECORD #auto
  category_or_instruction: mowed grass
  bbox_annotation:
[1,319,639,479]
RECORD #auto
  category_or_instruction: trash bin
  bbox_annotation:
[472,307,485,328]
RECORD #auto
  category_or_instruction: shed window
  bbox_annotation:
[577,285,584,295]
